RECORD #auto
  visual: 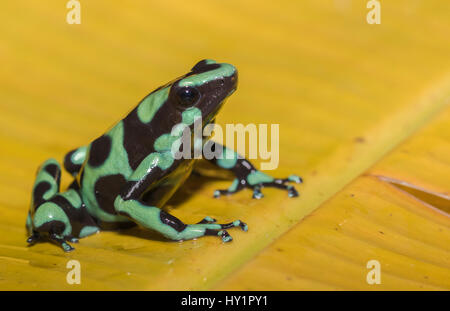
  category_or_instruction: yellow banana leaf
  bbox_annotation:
[217,108,450,290]
[0,0,449,290]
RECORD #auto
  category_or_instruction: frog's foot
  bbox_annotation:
[205,229,233,242]
[195,219,248,232]
[49,234,75,252]
[214,174,302,199]
[26,231,41,245]
[201,219,248,242]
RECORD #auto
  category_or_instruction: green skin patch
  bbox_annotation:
[114,197,232,241]
[217,147,239,169]
[228,178,239,192]
[178,63,236,87]
[60,189,82,209]
[81,121,133,223]
[33,202,72,236]
[27,59,300,252]
[137,87,170,123]
[288,175,302,183]
[128,151,174,181]
[133,106,204,180]
[247,171,275,186]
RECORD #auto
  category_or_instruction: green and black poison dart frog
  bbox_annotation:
[26,60,302,252]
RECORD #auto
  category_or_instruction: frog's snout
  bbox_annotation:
[217,62,238,95]
[229,69,238,93]
[190,60,238,93]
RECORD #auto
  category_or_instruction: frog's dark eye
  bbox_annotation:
[177,87,200,106]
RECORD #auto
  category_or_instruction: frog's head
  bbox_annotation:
[167,59,238,128]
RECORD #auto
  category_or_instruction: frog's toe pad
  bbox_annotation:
[252,174,302,199]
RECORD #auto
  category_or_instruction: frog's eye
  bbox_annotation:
[177,87,200,106]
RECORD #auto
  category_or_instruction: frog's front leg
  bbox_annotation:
[204,142,302,199]
[113,156,247,242]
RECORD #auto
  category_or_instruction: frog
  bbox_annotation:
[26,59,302,252]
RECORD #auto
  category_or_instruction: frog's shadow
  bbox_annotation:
[116,162,233,242]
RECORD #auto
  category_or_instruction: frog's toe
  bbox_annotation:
[213,178,245,198]
[62,243,75,252]
[219,219,248,231]
[218,230,233,243]
[213,188,238,198]
[204,228,233,242]
[287,174,303,184]
[274,184,299,198]
[274,175,303,186]
[197,216,217,224]
[237,220,249,232]
[213,190,223,198]
[67,237,79,243]
[288,185,299,198]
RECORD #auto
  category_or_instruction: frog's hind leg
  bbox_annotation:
[31,158,61,210]
[114,197,247,243]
